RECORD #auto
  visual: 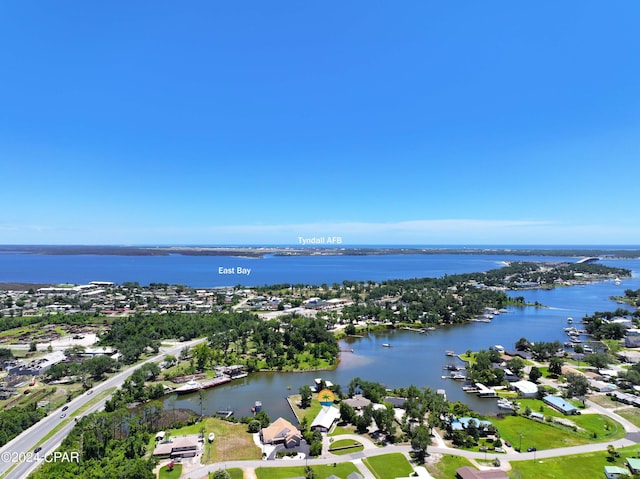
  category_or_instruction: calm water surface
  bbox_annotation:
[167,258,640,421]
[3,250,637,419]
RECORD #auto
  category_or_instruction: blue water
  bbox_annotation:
[0,251,601,287]
[3,249,639,419]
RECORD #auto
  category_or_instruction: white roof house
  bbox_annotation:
[511,380,538,397]
[310,406,340,432]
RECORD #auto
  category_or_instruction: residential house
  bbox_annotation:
[260,417,302,448]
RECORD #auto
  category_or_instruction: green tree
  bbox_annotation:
[213,470,231,479]
[548,357,564,376]
[299,385,313,409]
[565,373,589,399]
[411,425,431,462]
[529,366,542,383]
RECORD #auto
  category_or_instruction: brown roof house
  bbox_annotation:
[260,417,302,448]
[153,436,199,459]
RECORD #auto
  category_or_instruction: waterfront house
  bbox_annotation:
[542,395,578,415]
[343,395,371,410]
[511,380,538,397]
[450,417,493,436]
[310,406,341,432]
[152,436,199,458]
[260,417,302,448]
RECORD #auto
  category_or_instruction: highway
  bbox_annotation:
[0,338,206,479]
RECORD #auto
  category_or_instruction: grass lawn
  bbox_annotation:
[615,407,640,428]
[158,463,182,479]
[329,423,356,436]
[426,454,475,479]
[509,444,640,478]
[151,417,261,463]
[494,412,624,451]
[210,469,243,479]
[328,438,364,455]
[255,463,359,479]
[288,394,323,424]
[363,453,413,479]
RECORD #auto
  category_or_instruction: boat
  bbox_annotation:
[445,350,455,357]
[449,373,466,381]
[252,401,262,413]
[462,385,479,393]
[444,364,465,371]
[208,432,215,442]
[174,379,203,395]
[382,343,391,347]
[567,317,573,324]
[497,398,516,411]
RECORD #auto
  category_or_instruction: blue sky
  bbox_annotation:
[1,2,639,245]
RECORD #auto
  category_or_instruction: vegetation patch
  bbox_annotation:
[363,453,414,479]
[255,463,359,479]
[328,438,363,455]
[509,444,640,479]
[495,413,624,451]
[426,454,475,479]
[158,463,182,479]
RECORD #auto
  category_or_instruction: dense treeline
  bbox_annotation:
[100,311,260,364]
[28,407,165,479]
[99,311,339,370]
[0,404,46,447]
[583,307,639,340]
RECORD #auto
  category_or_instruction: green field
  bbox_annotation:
[255,463,359,479]
[427,454,475,479]
[509,444,640,478]
[493,399,625,451]
[363,453,413,479]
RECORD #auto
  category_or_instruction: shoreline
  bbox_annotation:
[1,244,640,259]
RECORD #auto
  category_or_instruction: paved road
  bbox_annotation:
[0,338,206,479]
[184,398,640,479]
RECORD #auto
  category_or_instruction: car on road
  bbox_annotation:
[527,446,537,452]
[86,390,93,395]
[34,447,42,454]
[505,441,511,447]
[60,413,66,418]
[62,406,68,411]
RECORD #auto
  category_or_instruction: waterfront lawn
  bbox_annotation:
[495,412,624,450]
[363,453,413,479]
[153,417,261,463]
[288,394,323,424]
[509,444,640,479]
[255,463,359,479]
[426,454,475,479]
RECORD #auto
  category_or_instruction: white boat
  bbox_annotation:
[382,343,391,347]
[497,398,516,411]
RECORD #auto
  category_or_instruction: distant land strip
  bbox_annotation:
[0,245,639,258]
